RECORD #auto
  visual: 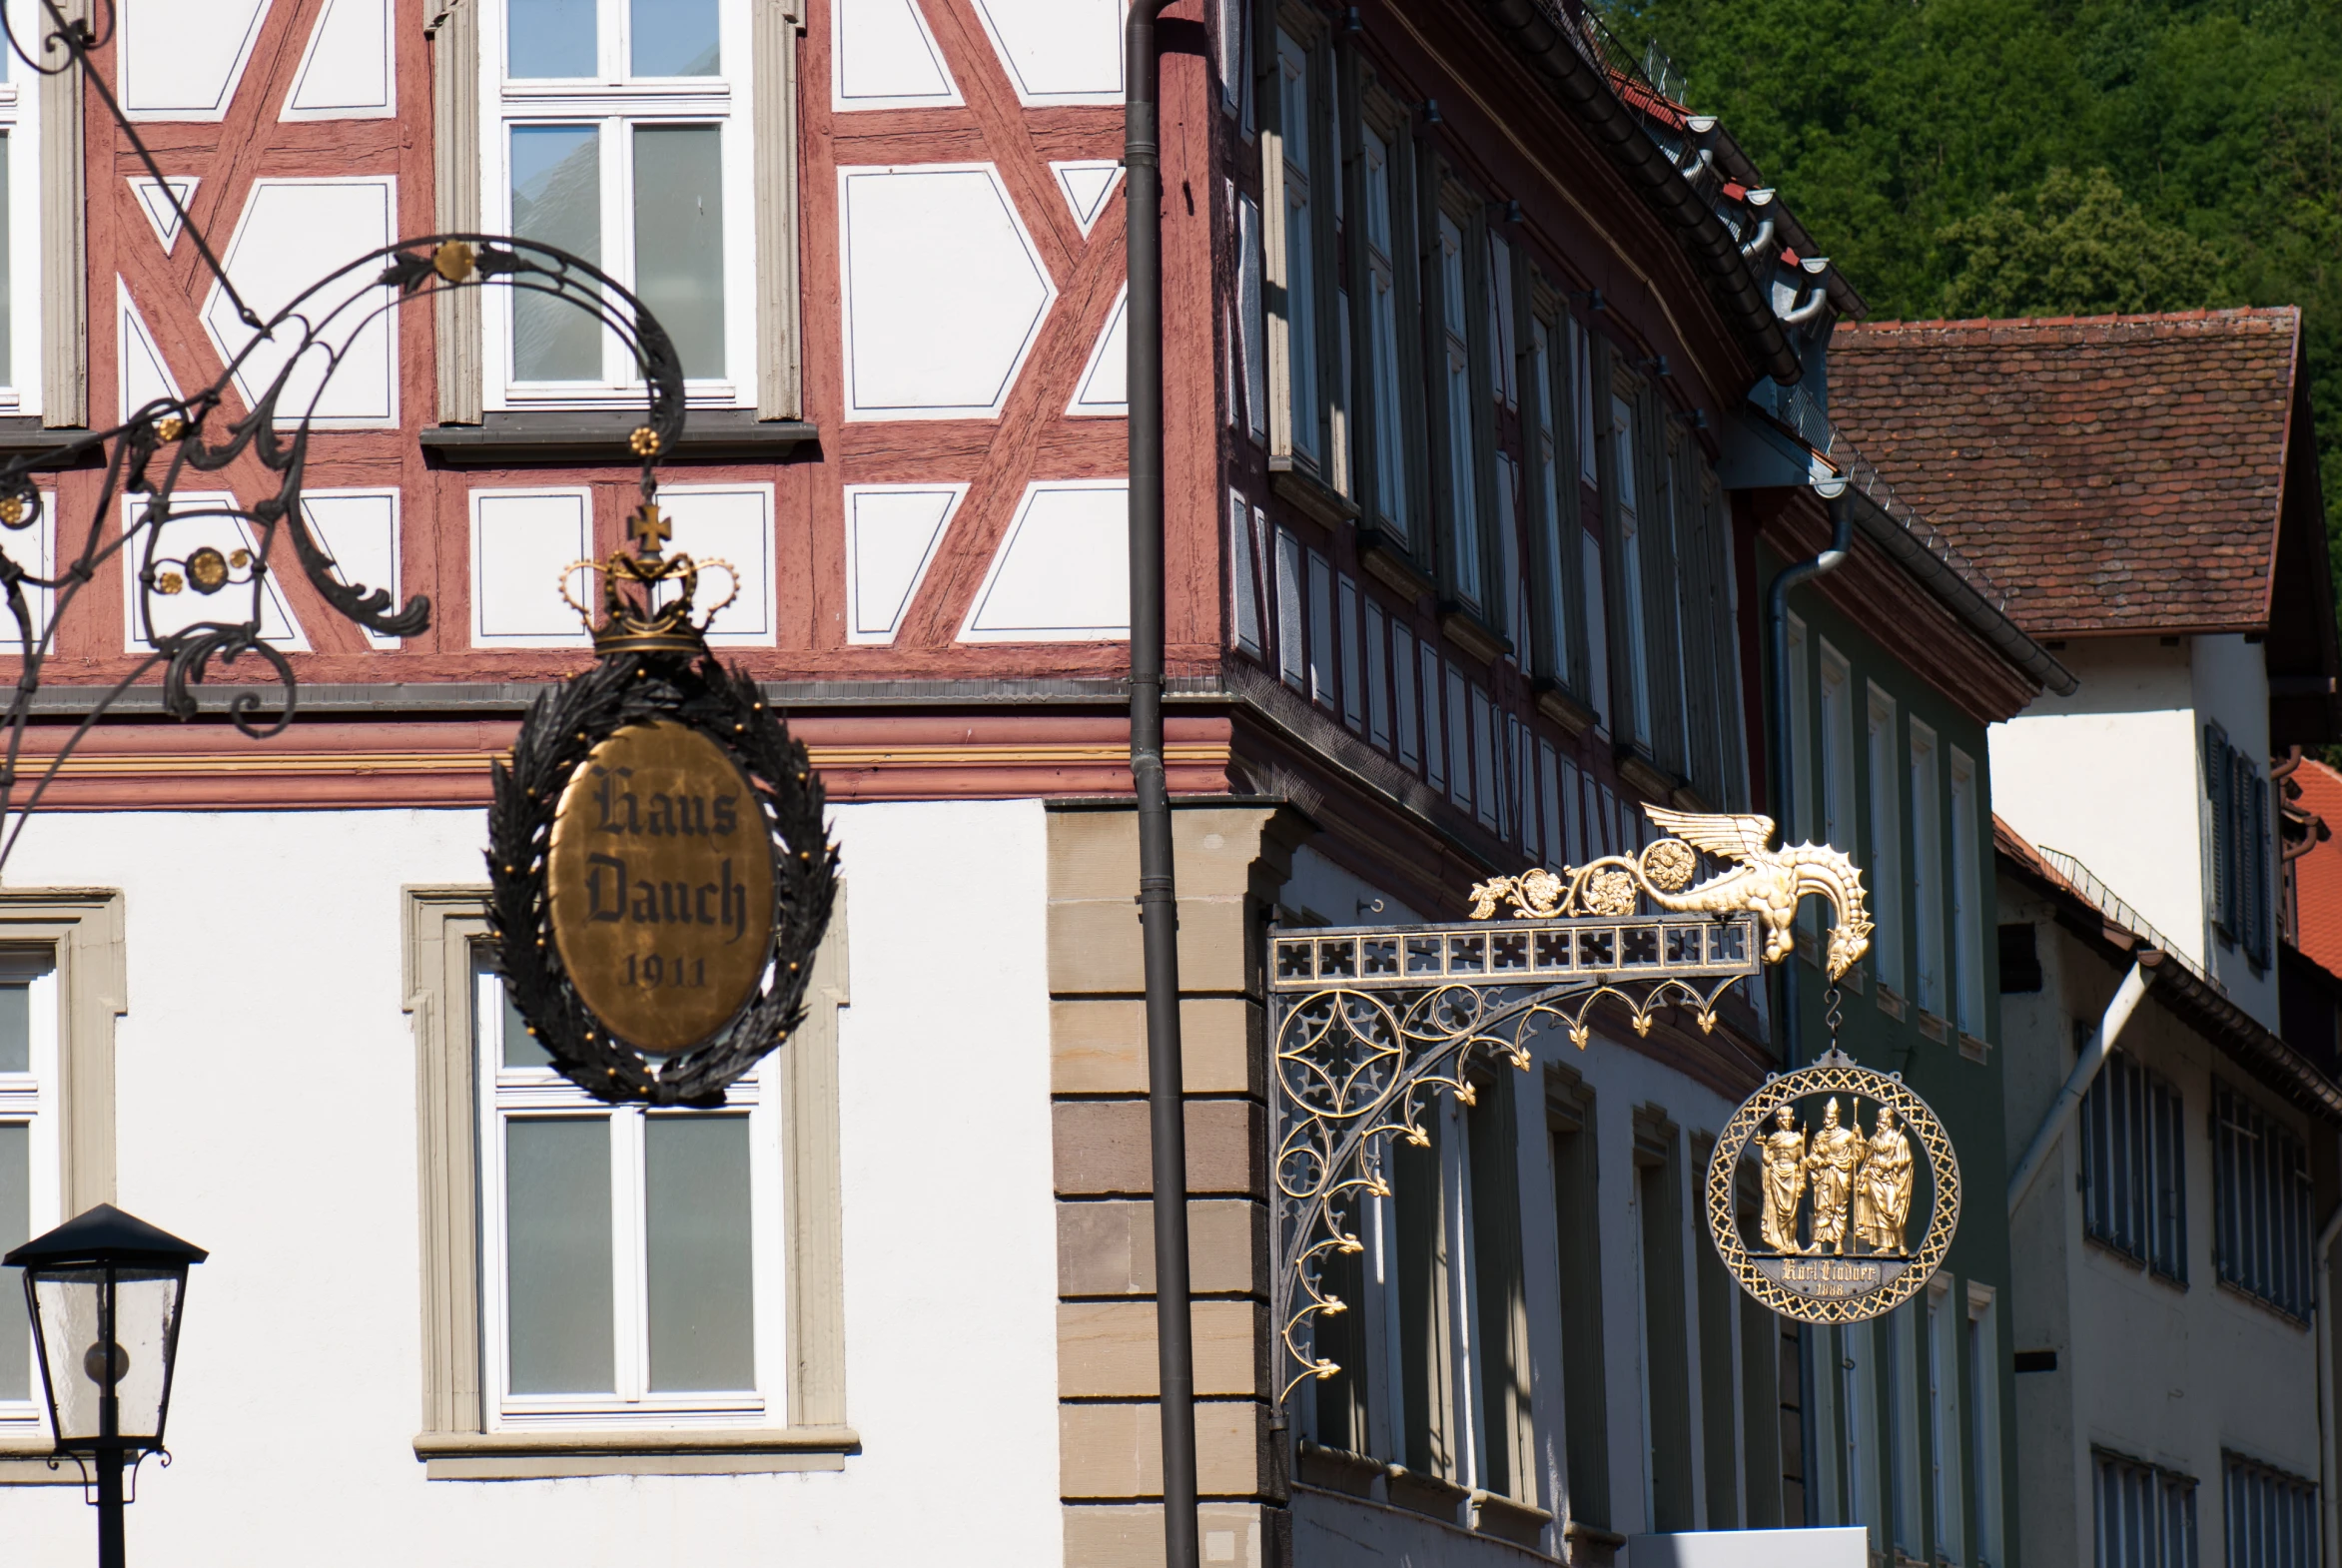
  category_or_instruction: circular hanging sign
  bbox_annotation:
[1704,1051,1960,1324]
[485,538,835,1107]
[545,719,777,1053]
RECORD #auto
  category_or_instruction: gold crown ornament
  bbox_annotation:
[559,499,739,655]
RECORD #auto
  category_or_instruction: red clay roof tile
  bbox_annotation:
[1829,310,2301,636]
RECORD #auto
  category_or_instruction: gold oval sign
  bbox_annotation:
[546,719,776,1053]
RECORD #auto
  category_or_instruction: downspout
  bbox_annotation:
[2319,1202,2342,1568]
[2004,962,2150,1215]
[1766,477,1850,1522]
[1125,8,1198,1568]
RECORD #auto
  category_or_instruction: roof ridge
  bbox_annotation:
[1839,306,2298,334]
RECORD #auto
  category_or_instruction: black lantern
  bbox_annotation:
[4,1204,207,1568]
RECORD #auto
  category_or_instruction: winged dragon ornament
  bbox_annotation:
[1467,806,1875,981]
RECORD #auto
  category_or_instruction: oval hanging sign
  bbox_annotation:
[545,720,777,1054]
[486,519,836,1107]
[1704,1050,1961,1324]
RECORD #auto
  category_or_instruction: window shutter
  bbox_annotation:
[2248,762,2271,964]
[2206,724,2233,935]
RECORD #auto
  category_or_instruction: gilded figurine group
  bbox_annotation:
[1757,1098,1915,1255]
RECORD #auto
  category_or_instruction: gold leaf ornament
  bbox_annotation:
[1582,868,1637,917]
[1642,837,1697,891]
[431,240,476,284]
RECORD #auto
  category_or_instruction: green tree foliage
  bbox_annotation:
[1607,0,2342,604]
[1938,168,2227,318]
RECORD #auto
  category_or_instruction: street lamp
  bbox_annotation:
[4,1204,207,1568]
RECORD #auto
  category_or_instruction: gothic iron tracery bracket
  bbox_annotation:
[1265,808,1873,1406]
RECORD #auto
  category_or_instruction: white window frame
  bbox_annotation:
[1529,313,1567,688]
[0,18,42,414]
[1927,1274,1966,1566]
[479,0,757,410]
[1911,720,1945,1019]
[1612,388,1652,745]
[1438,213,1482,609]
[1867,683,1904,995]
[1818,642,1855,859]
[473,965,784,1431]
[0,952,60,1441]
[1950,746,1985,1039]
[1360,118,1409,542]
[1966,1282,2004,1567]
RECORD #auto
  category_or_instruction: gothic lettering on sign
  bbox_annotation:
[546,720,780,1054]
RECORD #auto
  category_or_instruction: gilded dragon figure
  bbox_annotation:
[1466,805,1875,981]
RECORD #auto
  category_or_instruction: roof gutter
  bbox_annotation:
[1476,0,1803,386]
[2139,948,2342,1121]
[1845,487,2079,696]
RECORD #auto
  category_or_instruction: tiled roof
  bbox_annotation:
[2286,758,2342,979]
[1829,310,2302,636]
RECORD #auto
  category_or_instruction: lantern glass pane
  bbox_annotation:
[29,1266,184,1446]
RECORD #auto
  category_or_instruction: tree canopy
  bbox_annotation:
[1607,0,2342,600]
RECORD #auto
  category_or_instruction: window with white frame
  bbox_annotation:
[2205,722,2273,966]
[1949,746,1985,1036]
[1867,685,1904,995]
[1818,642,1855,864]
[2096,1449,2198,1568]
[1881,1301,1921,1556]
[1271,26,1321,470]
[1967,1284,2005,1567]
[1911,721,1945,1018]
[485,0,753,406]
[1359,119,1411,543]
[0,25,43,413]
[1436,212,1482,611]
[1927,1277,1965,1565]
[2224,1453,2315,1568]
[474,963,779,1427]
[1612,389,1652,744]
[0,954,59,1443]
[2212,1081,2313,1319]
[1529,314,1568,689]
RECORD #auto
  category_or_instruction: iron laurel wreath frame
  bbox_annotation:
[0,0,688,876]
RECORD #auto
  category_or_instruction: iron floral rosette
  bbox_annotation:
[1703,1051,1961,1325]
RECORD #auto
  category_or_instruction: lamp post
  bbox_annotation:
[4,1204,207,1568]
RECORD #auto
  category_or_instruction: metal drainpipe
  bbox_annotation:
[1766,477,1850,1522]
[2004,962,2150,1215]
[1126,6,1198,1566]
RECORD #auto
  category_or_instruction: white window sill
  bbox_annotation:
[412,1425,859,1481]
[0,1438,81,1486]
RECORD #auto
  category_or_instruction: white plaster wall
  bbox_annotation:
[0,801,1063,1567]
[1989,638,2204,961]
[2001,881,2320,1568]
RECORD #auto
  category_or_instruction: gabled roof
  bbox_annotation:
[1827,310,2307,638]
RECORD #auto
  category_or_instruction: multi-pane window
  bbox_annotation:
[490,0,747,401]
[2205,723,2273,966]
[2224,1454,2315,1568]
[2078,1050,2187,1279]
[1911,721,1945,1017]
[1359,122,1411,542]
[0,959,52,1441]
[1950,746,1985,1035]
[475,966,778,1427]
[1436,213,1483,610]
[1611,390,1652,744]
[1867,685,1905,994]
[2095,1450,2199,1568]
[1273,28,1320,469]
[2212,1082,2313,1318]
[1528,317,1568,688]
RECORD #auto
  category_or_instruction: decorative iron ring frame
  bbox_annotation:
[485,648,839,1107]
[1703,1055,1961,1325]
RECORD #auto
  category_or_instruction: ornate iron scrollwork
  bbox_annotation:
[1266,807,1874,1403]
[0,1,687,875]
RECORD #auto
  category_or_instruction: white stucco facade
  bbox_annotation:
[0,800,1064,1567]
[1989,633,2279,1028]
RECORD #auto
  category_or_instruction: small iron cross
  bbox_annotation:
[627,501,671,559]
